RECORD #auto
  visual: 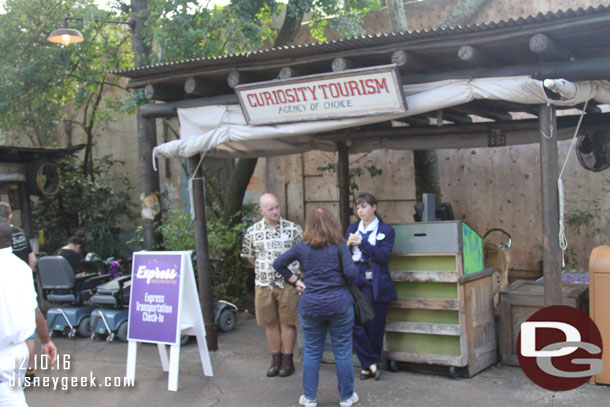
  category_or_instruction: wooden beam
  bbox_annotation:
[324,112,610,139]
[385,321,461,336]
[529,33,574,61]
[390,270,459,283]
[144,83,183,101]
[184,77,226,97]
[383,351,464,367]
[332,57,356,72]
[457,45,497,67]
[539,105,562,306]
[278,66,300,79]
[451,102,513,122]
[401,56,610,85]
[427,109,472,124]
[227,70,254,88]
[390,298,460,310]
[337,140,350,234]
[391,50,429,72]
[488,100,540,116]
[140,94,239,119]
[394,116,430,126]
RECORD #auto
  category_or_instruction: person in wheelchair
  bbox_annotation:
[54,232,104,291]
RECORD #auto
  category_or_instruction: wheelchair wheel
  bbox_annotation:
[218,310,236,332]
[117,321,128,342]
[78,317,92,338]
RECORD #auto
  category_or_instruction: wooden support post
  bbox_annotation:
[337,141,351,234]
[529,33,574,61]
[188,154,218,351]
[17,182,32,238]
[539,104,562,306]
[144,84,183,101]
[391,50,428,72]
[137,111,161,250]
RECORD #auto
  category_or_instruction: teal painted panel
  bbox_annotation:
[461,222,483,275]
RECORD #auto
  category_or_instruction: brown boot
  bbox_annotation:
[279,353,295,377]
[267,353,282,377]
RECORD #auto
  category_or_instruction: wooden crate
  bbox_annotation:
[384,221,497,377]
[499,280,589,366]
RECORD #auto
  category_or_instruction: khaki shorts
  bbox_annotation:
[255,285,299,327]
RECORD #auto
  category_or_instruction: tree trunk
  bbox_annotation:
[440,0,491,28]
[220,0,308,225]
[387,0,408,32]
[130,0,152,68]
[223,158,258,225]
[274,0,306,47]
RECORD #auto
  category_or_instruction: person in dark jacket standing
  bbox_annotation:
[274,207,360,407]
[346,193,397,381]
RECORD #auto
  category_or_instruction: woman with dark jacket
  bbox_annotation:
[346,193,397,381]
[273,207,360,407]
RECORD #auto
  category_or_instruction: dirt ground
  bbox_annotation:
[23,313,610,407]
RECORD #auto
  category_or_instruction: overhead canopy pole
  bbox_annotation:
[539,104,562,306]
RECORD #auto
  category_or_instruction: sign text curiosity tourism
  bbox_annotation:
[235,65,407,125]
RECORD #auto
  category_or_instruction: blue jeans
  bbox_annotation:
[299,307,355,401]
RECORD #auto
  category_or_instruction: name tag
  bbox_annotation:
[365,271,373,280]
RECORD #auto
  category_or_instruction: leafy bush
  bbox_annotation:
[32,155,137,258]
[158,206,256,311]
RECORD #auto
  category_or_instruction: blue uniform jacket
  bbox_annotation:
[346,222,398,303]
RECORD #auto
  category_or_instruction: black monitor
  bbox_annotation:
[413,202,455,222]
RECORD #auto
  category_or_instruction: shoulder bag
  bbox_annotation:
[338,244,375,325]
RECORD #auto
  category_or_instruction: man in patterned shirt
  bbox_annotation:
[242,193,302,378]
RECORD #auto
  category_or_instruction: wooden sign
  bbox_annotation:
[235,65,407,125]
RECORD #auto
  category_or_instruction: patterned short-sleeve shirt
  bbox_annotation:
[241,217,302,289]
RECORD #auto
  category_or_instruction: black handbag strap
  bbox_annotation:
[338,243,348,284]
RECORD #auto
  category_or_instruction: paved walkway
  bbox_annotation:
[24,313,610,407]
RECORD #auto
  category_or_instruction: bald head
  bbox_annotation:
[259,193,281,227]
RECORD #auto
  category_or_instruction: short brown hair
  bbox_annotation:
[303,207,344,248]
[0,202,11,220]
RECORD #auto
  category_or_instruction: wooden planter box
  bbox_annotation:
[384,221,497,378]
[499,280,589,366]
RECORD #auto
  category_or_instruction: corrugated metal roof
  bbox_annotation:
[115,5,610,78]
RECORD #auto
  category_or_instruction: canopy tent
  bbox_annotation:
[152,76,610,161]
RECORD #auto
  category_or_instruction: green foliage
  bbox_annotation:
[32,155,137,258]
[318,159,383,200]
[157,205,257,310]
[0,0,133,146]
[147,0,275,63]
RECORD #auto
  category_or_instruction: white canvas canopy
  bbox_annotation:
[152,76,610,163]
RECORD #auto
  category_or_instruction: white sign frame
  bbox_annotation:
[126,251,213,391]
[235,64,407,125]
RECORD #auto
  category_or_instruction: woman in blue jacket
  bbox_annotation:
[346,193,397,381]
[274,207,360,407]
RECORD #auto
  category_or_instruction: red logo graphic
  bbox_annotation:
[517,305,603,391]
